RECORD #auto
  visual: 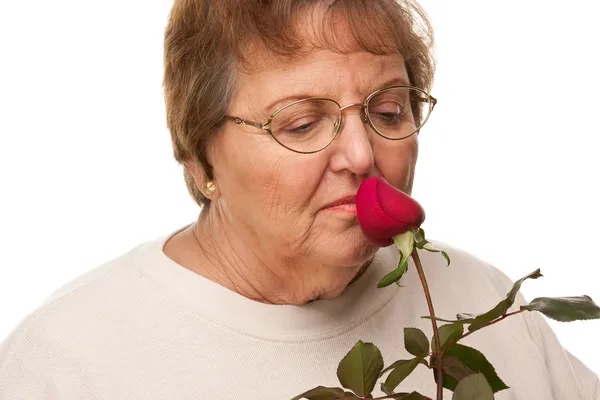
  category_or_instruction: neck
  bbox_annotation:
[165,208,371,305]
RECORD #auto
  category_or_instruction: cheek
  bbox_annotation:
[217,138,325,221]
[257,156,326,216]
[373,135,418,190]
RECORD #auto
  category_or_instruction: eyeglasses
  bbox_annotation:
[224,86,437,154]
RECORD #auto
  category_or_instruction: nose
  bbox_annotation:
[328,103,374,176]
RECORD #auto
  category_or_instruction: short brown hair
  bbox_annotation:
[163,0,435,207]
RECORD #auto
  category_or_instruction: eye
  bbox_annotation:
[273,105,332,138]
[279,117,324,135]
[369,101,405,124]
[270,99,340,148]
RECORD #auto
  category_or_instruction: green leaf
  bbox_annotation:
[385,231,414,288]
[413,228,429,252]
[458,269,543,333]
[521,296,600,322]
[413,228,425,245]
[435,323,464,350]
[452,373,494,400]
[422,243,440,253]
[507,269,543,303]
[464,300,510,332]
[421,243,450,266]
[441,250,451,267]
[378,257,409,288]
[380,358,423,377]
[431,353,476,391]
[379,386,432,400]
[439,344,508,393]
[291,386,353,400]
[415,239,429,249]
[380,383,408,398]
[393,230,415,261]
[380,383,396,395]
[404,327,429,357]
[432,356,458,391]
[421,316,474,324]
[336,341,384,397]
[381,355,426,393]
[395,392,433,400]
[440,356,474,382]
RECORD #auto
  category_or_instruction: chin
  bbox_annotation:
[318,228,378,267]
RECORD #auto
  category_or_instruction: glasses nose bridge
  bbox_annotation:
[339,102,368,123]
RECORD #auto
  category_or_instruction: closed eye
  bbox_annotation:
[280,119,320,135]
[369,101,405,124]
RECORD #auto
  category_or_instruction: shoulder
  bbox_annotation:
[0,239,152,373]
[413,239,517,299]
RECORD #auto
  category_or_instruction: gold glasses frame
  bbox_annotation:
[224,85,438,154]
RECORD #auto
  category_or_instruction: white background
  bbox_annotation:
[1,0,599,377]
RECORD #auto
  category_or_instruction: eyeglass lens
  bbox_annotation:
[269,88,432,153]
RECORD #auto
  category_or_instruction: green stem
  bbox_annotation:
[458,309,527,342]
[411,250,444,400]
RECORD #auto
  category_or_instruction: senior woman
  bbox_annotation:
[0,1,598,399]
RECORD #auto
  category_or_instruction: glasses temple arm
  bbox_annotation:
[224,115,265,130]
[412,95,437,110]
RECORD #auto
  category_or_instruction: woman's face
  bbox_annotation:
[207,49,419,269]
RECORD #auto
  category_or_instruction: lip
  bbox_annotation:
[322,195,357,210]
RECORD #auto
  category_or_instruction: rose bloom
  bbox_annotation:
[356,176,426,247]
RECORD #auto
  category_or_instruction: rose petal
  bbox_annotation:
[377,179,425,228]
[356,177,425,247]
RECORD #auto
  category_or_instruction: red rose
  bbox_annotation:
[356,177,426,247]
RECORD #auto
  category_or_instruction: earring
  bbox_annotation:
[205,181,216,196]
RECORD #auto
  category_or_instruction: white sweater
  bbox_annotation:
[0,228,598,399]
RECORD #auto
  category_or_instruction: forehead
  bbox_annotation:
[231,50,408,115]
[229,5,410,115]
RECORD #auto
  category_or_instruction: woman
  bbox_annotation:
[0,0,597,399]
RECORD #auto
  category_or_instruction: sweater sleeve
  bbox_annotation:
[0,321,59,399]
[0,257,124,399]
[0,314,95,399]
[522,286,600,399]
[475,258,600,399]
[519,300,599,399]
[565,348,600,400]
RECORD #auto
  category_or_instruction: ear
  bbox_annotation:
[184,160,220,200]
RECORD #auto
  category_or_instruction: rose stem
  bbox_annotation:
[458,309,526,342]
[411,250,444,400]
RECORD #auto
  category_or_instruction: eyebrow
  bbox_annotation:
[263,76,411,114]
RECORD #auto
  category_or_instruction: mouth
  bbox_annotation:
[322,195,357,213]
